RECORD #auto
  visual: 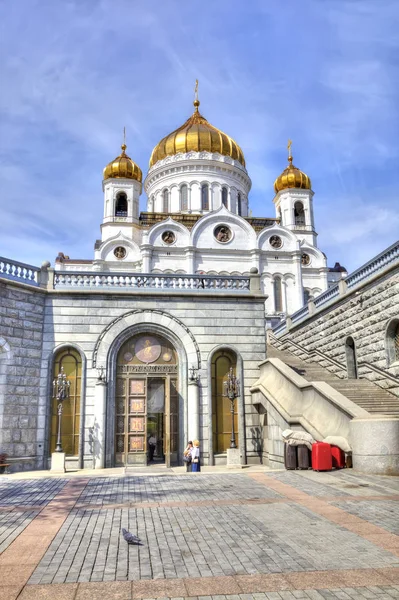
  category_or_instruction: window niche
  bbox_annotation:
[386,319,399,366]
[237,193,242,216]
[294,201,305,226]
[115,192,128,217]
[50,347,82,456]
[163,189,169,213]
[221,187,228,208]
[274,277,283,312]
[201,184,209,210]
[180,185,188,210]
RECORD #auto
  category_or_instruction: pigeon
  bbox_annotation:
[122,528,142,545]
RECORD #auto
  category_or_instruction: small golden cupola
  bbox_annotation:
[103,133,142,182]
[149,82,245,168]
[274,140,311,193]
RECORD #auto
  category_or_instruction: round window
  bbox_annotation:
[114,246,127,260]
[162,231,176,245]
[301,253,310,266]
[214,225,232,243]
[269,235,282,249]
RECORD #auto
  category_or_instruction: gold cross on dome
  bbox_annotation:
[194,79,199,101]
[287,139,292,158]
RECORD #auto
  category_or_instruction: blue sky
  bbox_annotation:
[0,0,398,272]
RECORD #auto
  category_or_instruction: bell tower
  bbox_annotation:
[101,131,142,244]
[273,141,317,247]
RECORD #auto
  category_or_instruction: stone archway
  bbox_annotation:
[93,310,200,468]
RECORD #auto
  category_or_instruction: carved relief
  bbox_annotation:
[214,225,232,243]
[162,231,176,245]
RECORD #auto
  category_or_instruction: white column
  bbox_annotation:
[142,247,152,272]
[186,248,195,274]
[188,186,192,211]
[187,380,200,442]
[94,379,107,469]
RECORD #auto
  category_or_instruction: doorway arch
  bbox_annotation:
[114,333,179,467]
[345,337,358,379]
[207,345,246,466]
[211,349,238,454]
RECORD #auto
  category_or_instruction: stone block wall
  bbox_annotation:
[275,268,399,398]
[38,291,266,469]
[0,281,45,471]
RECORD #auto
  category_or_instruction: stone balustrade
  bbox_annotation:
[313,284,340,308]
[0,256,40,286]
[0,257,263,294]
[53,272,252,292]
[345,240,399,289]
[273,240,399,335]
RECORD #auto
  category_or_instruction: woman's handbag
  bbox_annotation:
[183,455,191,463]
[193,458,199,464]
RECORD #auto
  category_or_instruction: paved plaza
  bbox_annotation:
[0,468,399,599]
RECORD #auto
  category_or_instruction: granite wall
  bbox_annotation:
[274,268,399,398]
[0,281,45,471]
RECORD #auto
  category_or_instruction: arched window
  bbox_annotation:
[201,184,209,210]
[180,185,188,210]
[294,201,305,226]
[115,192,128,217]
[386,319,399,365]
[51,347,82,456]
[221,187,228,207]
[303,289,311,305]
[345,337,358,379]
[163,189,169,213]
[237,193,242,216]
[211,349,239,453]
[274,277,283,312]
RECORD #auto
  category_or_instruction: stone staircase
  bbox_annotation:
[267,345,399,417]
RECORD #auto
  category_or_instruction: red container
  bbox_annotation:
[311,442,332,471]
[331,445,345,469]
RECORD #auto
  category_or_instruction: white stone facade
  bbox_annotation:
[57,148,334,322]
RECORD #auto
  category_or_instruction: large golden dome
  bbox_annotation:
[274,148,311,193]
[149,99,245,168]
[103,143,142,182]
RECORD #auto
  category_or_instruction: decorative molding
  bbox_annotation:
[92,308,201,369]
[117,364,178,374]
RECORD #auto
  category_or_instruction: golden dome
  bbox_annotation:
[149,99,245,168]
[103,143,142,182]
[274,145,311,193]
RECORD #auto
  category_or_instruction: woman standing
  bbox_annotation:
[183,441,193,472]
[191,439,201,472]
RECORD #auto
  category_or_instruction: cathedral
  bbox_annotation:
[56,93,342,323]
[0,90,351,473]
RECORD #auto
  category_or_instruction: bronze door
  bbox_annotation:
[115,375,179,467]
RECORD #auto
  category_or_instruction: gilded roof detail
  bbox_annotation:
[149,100,245,168]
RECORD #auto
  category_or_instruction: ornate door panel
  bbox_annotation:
[115,334,179,467]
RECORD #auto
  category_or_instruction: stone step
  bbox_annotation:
[267,343,399,416]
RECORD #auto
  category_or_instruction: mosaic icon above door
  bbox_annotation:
[134,336,162,364]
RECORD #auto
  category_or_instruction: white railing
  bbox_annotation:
[291,305,309,324]
[313,284,340,308]
[346,240,399,289]
[272,321,287,335]
[0,256,40,286]
[273,240,399,334]
[53,272,251,292]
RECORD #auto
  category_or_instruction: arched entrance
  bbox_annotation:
[115,333,179,467]
[345,337,358,379]
[211,349,238,454]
